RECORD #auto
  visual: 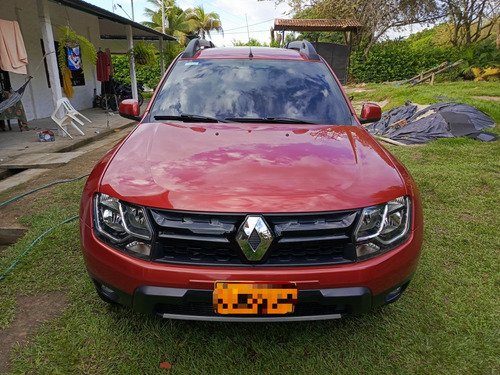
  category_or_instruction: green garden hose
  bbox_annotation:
[0,174,89,208]
[0,174,89,281]
[0,215,78,281]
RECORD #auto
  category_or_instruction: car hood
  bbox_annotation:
[100,122,406,212]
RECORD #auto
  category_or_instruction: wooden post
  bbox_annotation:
[410,60,463,87]
[430,73,435,85]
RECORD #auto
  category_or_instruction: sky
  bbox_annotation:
[84,0,293,46]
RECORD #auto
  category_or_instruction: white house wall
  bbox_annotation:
[2,0,101,121]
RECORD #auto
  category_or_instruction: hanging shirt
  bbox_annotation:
[96,51,110,82]
[105,48,114,77]
[0,19,28,75]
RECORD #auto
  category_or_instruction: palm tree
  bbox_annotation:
[165,9,197,45]
[142,2,196,46]
[186,6,223,40]
[142,0,174,32]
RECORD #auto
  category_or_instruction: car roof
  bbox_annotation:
[181,46,318,62]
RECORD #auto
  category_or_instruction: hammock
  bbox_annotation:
[0,76,32,113]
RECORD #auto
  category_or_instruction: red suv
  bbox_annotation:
[80,40,423,321]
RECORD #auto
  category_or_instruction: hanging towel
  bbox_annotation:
[62,66,74,98]
[0,19,28,75]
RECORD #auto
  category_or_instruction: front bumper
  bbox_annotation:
[81,213,422,321]
[92,275,412,322]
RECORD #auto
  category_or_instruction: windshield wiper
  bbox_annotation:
[225,117,317,124]
[154,114,228,123]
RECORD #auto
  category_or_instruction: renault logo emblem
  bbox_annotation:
[236,216,274,261]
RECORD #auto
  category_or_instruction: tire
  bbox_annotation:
[100,95,108,110]
[101,95,117,111]
[93,95,102,108]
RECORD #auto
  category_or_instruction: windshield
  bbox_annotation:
[149,58,353,125]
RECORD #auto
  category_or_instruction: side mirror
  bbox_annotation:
[359,103,381,124]
[119,99,141,121]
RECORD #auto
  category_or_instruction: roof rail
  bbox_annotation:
[284,40,320,61]
[182,39,215,58]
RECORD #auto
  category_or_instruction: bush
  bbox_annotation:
[111,43,185,90]
[112,55,161,89]
[350,38,459,83]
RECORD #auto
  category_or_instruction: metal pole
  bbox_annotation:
[245,14,250,41]
[159,37,165,76]
[162,0,165,33]
[130,0,135,21]
[127,25,139,101]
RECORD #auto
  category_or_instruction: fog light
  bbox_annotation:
[126,241,151,256]
[356,242,380,260]
[101,284,115,294]
[385,286,404,303]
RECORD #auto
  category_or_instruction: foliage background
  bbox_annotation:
[349,26,499,83]
[111,42,184,89]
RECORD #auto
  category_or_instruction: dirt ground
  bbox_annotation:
[0,292,67,373]
[0,131,130,373]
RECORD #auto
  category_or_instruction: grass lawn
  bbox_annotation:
[350,80,500,124]
[0,81,499,374]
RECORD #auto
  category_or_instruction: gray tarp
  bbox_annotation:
[365,101,497,144]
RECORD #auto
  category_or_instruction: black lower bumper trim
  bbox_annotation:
[90,274,412,321]
[132,285,372,321]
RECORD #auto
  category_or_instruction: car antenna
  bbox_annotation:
[249,46,254,58]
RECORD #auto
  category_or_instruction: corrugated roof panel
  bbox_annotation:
[274,19,362,32]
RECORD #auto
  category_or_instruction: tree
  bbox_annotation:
[264,0,499,52]
[142,1,197,46]
[233,38,267,46]
[262,0,442,54]
[185,6,223,40]
[142,0,174,31]
[441,0,499,46]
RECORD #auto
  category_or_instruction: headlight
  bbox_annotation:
[354,196,411,260]
[93,193,153,259]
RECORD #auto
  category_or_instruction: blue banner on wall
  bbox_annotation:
[67,47,81,71]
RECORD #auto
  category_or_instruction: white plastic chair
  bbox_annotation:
[50,98,89,138]
[60,98,92,125]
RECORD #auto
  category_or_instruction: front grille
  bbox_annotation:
[149,209,359,267]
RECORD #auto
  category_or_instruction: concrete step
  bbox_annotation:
[0,152,83,169]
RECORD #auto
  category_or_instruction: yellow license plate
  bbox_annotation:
[213,282,297,315]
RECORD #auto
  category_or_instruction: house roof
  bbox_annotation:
[274,19,363,32]
[48,0,176,41]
